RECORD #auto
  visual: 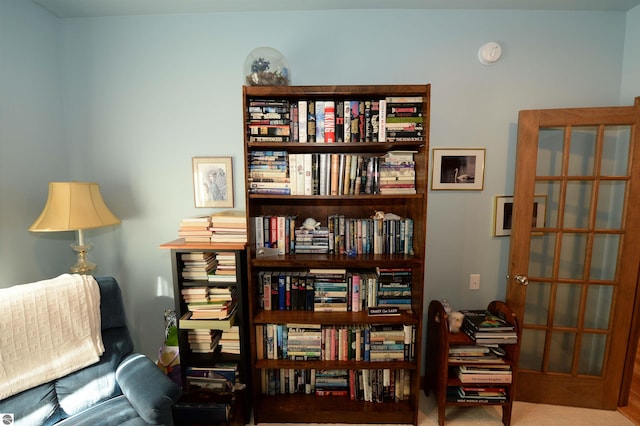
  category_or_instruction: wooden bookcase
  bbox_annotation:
[424,300,521,426]
[243,84,430,425]
[160,239,251,425]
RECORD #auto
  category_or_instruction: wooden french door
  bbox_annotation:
[506,98,640,409]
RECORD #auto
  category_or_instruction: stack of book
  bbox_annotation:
[184,364,238,392]
[368,324,411,362]
[448,345,505,364]
[186,287,237,320]
[219,325,241,355]
[180,252,217,281]
[178,215,213,243]
[247,100,291,142]
[315,369,349,397]
[311,268,348,312]
[248,150,291,195]
[286,323,322,360]
[384,96,424,142]
[187,329,222,354]
[210,210,247,244]
[375,267,412,310]
[294,226,330,254]
[447,385,508,403]
[208,252,237,283]
[379,151,416,195]
[460,309,517,345]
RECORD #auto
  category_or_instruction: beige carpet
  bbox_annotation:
[254,391,635,425]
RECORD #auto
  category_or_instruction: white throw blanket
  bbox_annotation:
[0,274,105,400]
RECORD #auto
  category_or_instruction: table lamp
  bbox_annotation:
[29,182,121,274]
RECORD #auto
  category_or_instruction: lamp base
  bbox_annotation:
[70,243,96,275]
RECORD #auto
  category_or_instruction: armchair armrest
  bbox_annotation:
[116,353,182,425]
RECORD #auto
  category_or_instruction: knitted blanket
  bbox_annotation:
[0,274,104,400]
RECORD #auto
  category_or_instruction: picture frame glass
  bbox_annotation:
[494,195,547,237]
[193,157,234,208]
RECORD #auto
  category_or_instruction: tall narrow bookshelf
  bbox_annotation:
[243,84,430,425]
[160,239,251,424]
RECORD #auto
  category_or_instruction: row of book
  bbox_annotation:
[180,251,238,283]
[248,150,416,196]
[178,210,247,244]
[257,267,412,312]
[460,309,518,345]
[253,214,414,256]
[256,323,415,362]
[247,96,424,143]
[260,368,412,403]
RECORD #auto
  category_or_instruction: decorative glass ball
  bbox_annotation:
[243,46,290,86]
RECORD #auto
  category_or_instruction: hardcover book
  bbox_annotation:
[460,309,515,331]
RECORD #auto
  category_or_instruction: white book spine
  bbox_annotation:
[277,216,286,255]
[288,153,298,195]
[303,153,313,195]
[298,100,308,143]
[254,216,264,250]
[378,99,386,142]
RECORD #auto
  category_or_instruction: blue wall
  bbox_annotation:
[2,1,639,362]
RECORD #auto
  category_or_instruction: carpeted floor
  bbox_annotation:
[253,391,635,425]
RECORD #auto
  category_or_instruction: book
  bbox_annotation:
[460,309,515,332]
[456,367,512,384]
[179,310,237,331]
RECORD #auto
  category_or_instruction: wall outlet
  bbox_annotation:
[469,274,480,290]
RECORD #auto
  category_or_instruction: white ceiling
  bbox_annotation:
[32,0,640,18]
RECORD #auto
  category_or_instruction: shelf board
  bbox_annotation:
[255,358,417,370]
[254,393,416,424]
[250,253,422,268]
[247,140,425,153]
[160,238,247,251]
[253,309,419,325]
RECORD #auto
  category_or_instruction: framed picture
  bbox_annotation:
[431,148,485,190]
[192,157,234,208]
[493,195,547,237]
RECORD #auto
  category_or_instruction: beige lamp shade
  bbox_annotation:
[29,182,120,232]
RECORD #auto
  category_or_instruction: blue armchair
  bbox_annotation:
[0,276,182,426]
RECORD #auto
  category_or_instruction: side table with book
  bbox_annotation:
[424,300,521,426]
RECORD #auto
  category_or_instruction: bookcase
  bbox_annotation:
[424,300,521,426]
[243,84,430,425]
[160,239,251,425]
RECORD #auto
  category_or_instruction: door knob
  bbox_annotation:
[506,274,529,286]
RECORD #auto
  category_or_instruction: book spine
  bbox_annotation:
[298,100,308,143]
[344,101,351,143]
[324,101,335,143]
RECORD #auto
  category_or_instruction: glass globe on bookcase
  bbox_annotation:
[243,46,290,86]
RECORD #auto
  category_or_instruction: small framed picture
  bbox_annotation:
[493,195,547,237]
[431,148,485,190]
[192,157,234,208]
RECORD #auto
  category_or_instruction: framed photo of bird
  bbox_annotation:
[431,148,485,190]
